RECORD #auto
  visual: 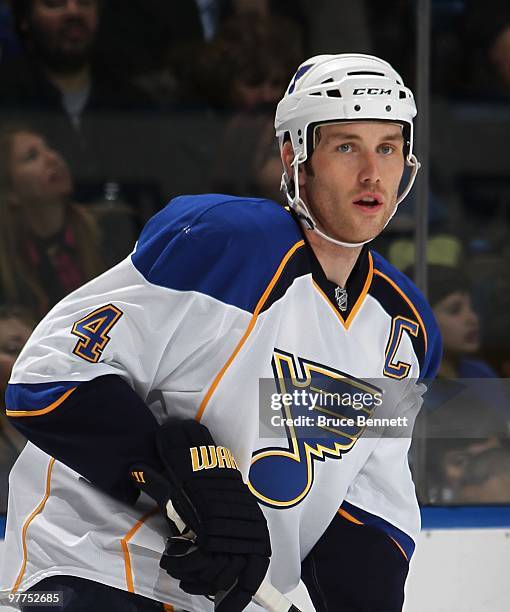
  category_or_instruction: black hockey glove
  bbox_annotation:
[130,419,271,611]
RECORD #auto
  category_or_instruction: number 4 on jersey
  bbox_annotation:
[71,304,123,363]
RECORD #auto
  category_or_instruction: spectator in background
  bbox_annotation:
[0,0,155,214]
[423,265,498,379]
[195,13,303,112]
[95,0,213,107]
[224,0,371,57]
[425,434,506,504]
[210,112,282,200]
[490,25,510,91]
[413,265,510,504]
[0,124,108,318]
[2,0,149,123]
[403,264,493,376]
[458,447,510,504]
[461,0,510,100]
[199,13,302,200]
[0,305,32,513]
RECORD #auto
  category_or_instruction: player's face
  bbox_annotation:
[8,131,73,206]
[433,292,480,356]
[299,122,405,244]
[27,0,98,68]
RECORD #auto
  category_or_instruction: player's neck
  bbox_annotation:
[306,230,363,288]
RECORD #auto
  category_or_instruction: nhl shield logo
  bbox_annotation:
[334,287,348,312]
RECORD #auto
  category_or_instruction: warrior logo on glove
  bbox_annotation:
[190,445,239,471]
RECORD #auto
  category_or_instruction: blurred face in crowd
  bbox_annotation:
[24,0,99,71]
[0,317,33,392]
[231,75,286,111]
[7,131,73,208]
[490,26,510,89]
[284,121,405,244]
[433,291,480,356]
[442,437,500,489]
[459,473,510,503]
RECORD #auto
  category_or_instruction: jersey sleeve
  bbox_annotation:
[5,195,302,503]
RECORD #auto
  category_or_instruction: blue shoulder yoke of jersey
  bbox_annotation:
[370,251,442,380]
[131,194,303,314]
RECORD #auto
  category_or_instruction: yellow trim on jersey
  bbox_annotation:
[6,386,78,418]
[11,457,56,593]
[373,268,428,352]
[196,240,306,422]
[312,252,374,330]
[338,507,363,525]
[338,507,409,562]
[120,508,159,593]
[390,536,409,562]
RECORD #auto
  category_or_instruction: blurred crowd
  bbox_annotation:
[0,0,509,511]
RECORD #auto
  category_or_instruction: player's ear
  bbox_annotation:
[281,141,308,188]
[281,141,294,178]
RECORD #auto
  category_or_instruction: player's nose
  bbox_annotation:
[358,152,381,185]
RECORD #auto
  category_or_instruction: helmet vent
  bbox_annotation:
[347,70,385,77]
[399,90,407,99]
[321,78,334,84]
[309,91,322,96]
[326,89,342,98]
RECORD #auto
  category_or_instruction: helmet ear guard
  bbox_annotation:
[275,53,421,248]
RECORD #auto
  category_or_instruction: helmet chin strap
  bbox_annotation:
[282,153,421,248]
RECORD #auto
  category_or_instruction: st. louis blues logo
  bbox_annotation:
[248,350,382,508]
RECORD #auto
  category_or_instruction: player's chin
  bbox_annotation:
[345,218,387,243]
[333,228,381,245]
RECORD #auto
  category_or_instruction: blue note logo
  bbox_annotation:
[248,349,382,508]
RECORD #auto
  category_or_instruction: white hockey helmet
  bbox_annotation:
[275,53,420,248]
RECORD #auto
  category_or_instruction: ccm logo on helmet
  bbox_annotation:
[353,88,392,95]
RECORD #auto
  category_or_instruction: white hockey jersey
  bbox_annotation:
[1,195,441,609]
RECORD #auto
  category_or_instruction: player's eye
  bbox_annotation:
[337,143,352,153]
[379,144,395,155]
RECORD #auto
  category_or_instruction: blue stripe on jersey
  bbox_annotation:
[6,375,163,504]
[131,194,303,313]
[341,500,416,560]
[371,251,442,380]
[6,381,79,415]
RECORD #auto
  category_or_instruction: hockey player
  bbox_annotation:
[1,54,441,611]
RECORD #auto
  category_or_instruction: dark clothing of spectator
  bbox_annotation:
[0,54,150,164]
[0,0,22,64]
[24,222,91,307]
[0,55,157,216]
[0,215,97,317]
